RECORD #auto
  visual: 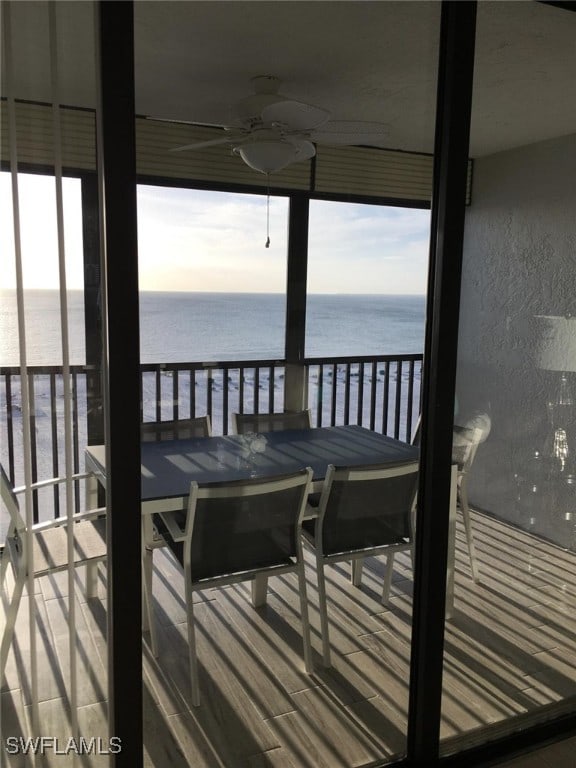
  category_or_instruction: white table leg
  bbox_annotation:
[86,471,99,510]
[445,463,457,620]
[251,574,268,607]
[86,562,99,598]
[85,470,102,598]
[141,517,158,656]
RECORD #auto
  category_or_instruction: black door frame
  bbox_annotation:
[96,2,576,765]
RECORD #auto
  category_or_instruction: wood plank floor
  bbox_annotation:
[1,511,575,767]
[495,735,576,768]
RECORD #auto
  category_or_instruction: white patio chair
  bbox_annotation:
[232,409,311,434]
[452,413,491,582]
[153,467,314,706]
[0,464,106,679]
[403,412,491,582]
[302,460,419,667]
[141,415,212,441]
[140,415,212,653]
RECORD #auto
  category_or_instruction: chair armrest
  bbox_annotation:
[159,511,187,542]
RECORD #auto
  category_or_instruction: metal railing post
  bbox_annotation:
[284,195,309,412]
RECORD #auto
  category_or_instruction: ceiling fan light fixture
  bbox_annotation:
[234,140,299,174]
[168,75,387,171]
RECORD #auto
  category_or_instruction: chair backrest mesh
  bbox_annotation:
[320,462,418,556]
[141,416,211,442]
[233,410,311,434]
[187,470,310,581]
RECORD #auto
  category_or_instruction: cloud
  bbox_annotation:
[138,187,430,293]
[137,186,289,291]
[307,200,430,293]
[2,174,430,295]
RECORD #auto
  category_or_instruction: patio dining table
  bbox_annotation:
[84,424,457,615]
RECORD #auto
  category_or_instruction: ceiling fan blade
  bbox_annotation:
[289,138,316,161]
[169,136,237,152]
[146,116,230,129]
[310,120,389,146]
[261,100,331,131]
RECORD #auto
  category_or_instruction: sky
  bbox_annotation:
[1,172,430,295]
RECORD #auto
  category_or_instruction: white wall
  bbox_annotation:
[457,133,576,546]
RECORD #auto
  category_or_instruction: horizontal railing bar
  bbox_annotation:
[304,353,423,365]
[139,359,286,372]
[1,353,423,378]
[0,364,97,375]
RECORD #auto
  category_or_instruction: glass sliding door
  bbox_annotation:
[5,1,566,762]
[1,0,114,762]
[134,2,440,765]
[441,1,576,754]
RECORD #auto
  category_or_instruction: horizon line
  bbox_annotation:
[0,287,426,297]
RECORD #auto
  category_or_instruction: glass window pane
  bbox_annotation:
[0,0,110,757]
[306,200,429,357]
[306,200,429,439]
[0,172,86,367]
[442,1,576,753]
[137,185,289,363]
[134,2,440,764]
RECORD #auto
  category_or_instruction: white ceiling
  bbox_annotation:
[4,1,576,159]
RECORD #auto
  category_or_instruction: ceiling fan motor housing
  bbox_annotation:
[233,75,286,125]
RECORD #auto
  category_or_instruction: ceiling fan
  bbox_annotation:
[167,75,390,175]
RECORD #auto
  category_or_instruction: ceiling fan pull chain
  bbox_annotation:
[265,176,271,248]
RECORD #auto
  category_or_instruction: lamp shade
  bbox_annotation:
[235,140,298,174]
[535,315,576,372]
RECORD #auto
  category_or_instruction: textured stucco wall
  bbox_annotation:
[457,133,576,547]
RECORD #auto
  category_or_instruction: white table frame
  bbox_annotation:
[84,426,457,642]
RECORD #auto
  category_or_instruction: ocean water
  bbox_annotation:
[0,290,424,527]
[0,290,425,366]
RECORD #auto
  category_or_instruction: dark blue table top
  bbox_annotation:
[137,424,418,502]
[86,425,418,504]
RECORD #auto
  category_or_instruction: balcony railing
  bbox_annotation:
[305,354,421,440]
[0,353,422,522]
[1,365,88,522]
